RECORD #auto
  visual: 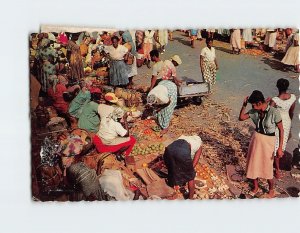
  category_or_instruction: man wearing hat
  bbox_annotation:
[159,55,183,87]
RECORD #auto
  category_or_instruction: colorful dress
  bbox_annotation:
[67,41,84,82]
[272,94,297,152]
[200,47,217,86]
[153,80,177,129]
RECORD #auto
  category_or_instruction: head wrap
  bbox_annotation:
[57,32,68,45]
[108,107,124,121]
[48,75,59,92]
[147,94,157,105]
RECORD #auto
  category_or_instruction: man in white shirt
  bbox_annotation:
[149,49,164,90]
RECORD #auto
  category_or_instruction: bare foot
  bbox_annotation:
[249,188,259,197]
[265,189,275,199]
[274,170,281,179]
[160,128,169,136]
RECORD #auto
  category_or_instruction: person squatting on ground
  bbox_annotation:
[239,90,284,198]
[77,88,102,133]
[146,80,177,135]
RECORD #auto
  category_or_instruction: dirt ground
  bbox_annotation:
[133,31,300,198]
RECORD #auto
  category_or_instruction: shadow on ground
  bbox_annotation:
[286,186,300,197]
[214,46,232,54]
[173,36,191,47]
[279,151,293,171]
[261,57,289,72]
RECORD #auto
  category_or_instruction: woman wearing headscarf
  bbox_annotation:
[200,38,219,88]
[239,90,284,198]
[68,79,92,118]
[36,38,58,93]
[105,36,129,86]
[47,75,79,127]
[270,78,296,178]
[47,75,70,114]
[93,107,136,160]
[146,80,177,134]
[163,135,203,199]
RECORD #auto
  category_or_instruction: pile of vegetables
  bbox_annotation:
[131,143,165,156]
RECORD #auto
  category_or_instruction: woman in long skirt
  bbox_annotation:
[200,38,219,88]
[239,90,284,198]
[230,29,241,54]
[105,36,129,86]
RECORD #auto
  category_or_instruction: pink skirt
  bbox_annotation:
[246,132,275,180]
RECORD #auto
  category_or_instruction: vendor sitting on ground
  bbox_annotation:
[93,107,136,161]
[98,92,119,122]
[47,75,80,127]
[77,88,102,133]
[68,79,92,118]
[163,135,203,199]
[146,80,177,134]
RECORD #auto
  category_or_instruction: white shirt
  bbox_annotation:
[178,135,202,159]
[144,30,155,44]
[148,84,169,104]
[104,45,128,60]
[97,119,127,141]
[152,60,164,78]
[200,47,216,62]
[98,104,115,120]
[294,33,299,42]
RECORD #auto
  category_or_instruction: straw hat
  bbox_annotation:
[105,92,119,103]
[171,55,182,65]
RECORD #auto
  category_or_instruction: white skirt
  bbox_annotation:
[281,46,300,66]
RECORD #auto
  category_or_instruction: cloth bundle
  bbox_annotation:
[67,162,106,200]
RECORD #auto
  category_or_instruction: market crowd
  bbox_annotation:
[30,28,298,201]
